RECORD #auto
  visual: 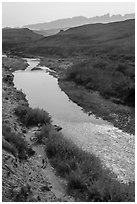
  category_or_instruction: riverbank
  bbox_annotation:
[2,55,73,202]
[39,56,135,135]
[44,130,135,201]
[59,80,135,135]
[2,55,135,201]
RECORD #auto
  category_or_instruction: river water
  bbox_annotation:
[13,58,135,184]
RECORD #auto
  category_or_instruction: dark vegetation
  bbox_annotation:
[11,183,32,202]
[2,124,34,160]
[59,81,135,134]
[40,129,135,202]
[2,104,51,159]
[3,74,14,86]
[64,57,135,107]
[34,124,51,144]
[14,105,51,127]
[2,56,28,71]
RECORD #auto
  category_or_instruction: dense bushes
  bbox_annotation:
[65,58,135,107]
[14,105,51,127]
[45,132,135,201]
[2,124,34,160]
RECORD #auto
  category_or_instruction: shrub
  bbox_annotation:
[45,132,135,201]
[65,58,135,107]
[14,105,51,127]
[2,124,33,160]
[27,147,35,157]
[12,184,31,202]
[34,124,51,144]
[3,74,14,85]
[2,138,18,156]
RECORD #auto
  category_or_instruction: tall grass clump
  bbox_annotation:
[2,124,34,160]
[14,105,51,127]
[45,132,135,201]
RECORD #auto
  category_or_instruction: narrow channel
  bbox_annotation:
[13,58,135,184]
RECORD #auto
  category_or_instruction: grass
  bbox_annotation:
[2,138,18,157]
[34,124,51,144]
[2,56,28,71]
[44,130,135,202]
[14,105,51,127]
[59,80,135,134]
[2,124,34,160]
[59,55,134,134]
[11,183,32,202]
[5,91,134,201]
[65,58,134,107]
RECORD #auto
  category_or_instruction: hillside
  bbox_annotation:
[2,28,43,49]
[3,19,135,58]
[13,19,134,57]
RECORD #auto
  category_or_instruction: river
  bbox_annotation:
[13,58,135,184]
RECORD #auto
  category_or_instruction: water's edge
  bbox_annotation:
[13,57,135,184]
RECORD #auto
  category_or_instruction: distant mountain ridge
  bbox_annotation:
[23,13,135,31]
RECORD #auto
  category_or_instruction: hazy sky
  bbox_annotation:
[2,2,135,27]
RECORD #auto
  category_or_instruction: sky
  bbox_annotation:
[2,2,135,28]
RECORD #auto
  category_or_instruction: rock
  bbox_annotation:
[22,128,27,133]
[37,195,41,200]
[12,187,21,196]
[40,185,51,192]
[3,119,9,124]
[38,123,42,128]
[31,67,42,71]
[30,136,37,142]
[54,125,62,132]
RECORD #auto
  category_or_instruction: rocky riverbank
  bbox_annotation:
[2,55,73,202]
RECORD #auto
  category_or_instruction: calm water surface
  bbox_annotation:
[13,58,135,183]
[14,59,107,124]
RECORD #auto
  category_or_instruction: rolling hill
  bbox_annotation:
[22,19,135,57]
[2,28,43,50]
[3,19,135,58]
